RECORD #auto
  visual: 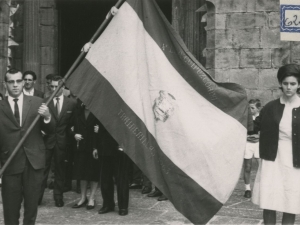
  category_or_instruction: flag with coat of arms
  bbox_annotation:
[66,0,249,223]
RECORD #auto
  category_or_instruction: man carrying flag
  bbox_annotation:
[66,0,248,223]
[0,69,52,225]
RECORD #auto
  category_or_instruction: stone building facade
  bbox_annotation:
[203,0,300,105]
[0,0,57,92]
[0,0,299,105]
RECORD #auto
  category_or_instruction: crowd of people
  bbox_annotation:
[1,64,300,225]
[0,69,168,225]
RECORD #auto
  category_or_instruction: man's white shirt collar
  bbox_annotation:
[252,113,259,120]
[23,88,34,96]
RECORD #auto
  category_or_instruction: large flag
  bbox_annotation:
[66,0,248,224]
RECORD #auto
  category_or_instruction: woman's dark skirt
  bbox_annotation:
[73,150,99,182]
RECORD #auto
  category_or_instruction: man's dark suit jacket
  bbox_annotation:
[95,121,120,157]
[34,89,44,98]
[44,96,76,150]
[23,89,44,99]
[0,95,53,175]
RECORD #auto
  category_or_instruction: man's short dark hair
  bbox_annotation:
[52,75,64,85]
[23,71,37,80]
[46,74,54,81]
[5,68,21,82]
[248,99,261,109]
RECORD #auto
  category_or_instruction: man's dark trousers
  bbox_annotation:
[39,96,76,202]
[0,95,53,224]
[41,144,66,200]
[100,153,131,209]
[2,158,43,225]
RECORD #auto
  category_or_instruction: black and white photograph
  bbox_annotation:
[0,0,300,224]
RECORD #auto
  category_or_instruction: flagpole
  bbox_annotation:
[0,0,126,177]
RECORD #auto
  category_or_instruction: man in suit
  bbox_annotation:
[44,74,70,99]
[93,122,131,216]
[0,68,52,225]
[23,71,44,98]
[39,75,76,207]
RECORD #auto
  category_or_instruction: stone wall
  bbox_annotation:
[0,0,9,93]
[0,0,58,93]
[22,0,58,91]
[205,0,300,105]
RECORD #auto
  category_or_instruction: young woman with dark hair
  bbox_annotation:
[253,64,300,225]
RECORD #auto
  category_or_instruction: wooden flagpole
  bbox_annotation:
[0,0,126,176]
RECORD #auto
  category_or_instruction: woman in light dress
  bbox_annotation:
[252,64,300,225]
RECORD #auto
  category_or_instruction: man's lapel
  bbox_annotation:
[0,98,19,127]
[22,95,31,126]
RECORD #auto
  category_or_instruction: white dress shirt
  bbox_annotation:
[8,93,24,126]
[53,94,64,113]
[8,93,51,126]
[253,114,259,120]
[23,88,34,96]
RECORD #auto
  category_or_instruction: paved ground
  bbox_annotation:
[1,160,300,224]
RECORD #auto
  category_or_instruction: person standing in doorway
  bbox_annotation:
[71,100,99,210]
[39,76,76,207]
[93,122,131,216]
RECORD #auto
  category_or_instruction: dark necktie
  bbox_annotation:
[56,97,60,116]
[13,98,20,125]
[84,108,90,120]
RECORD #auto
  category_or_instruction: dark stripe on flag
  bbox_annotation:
[126,0,248,128]
[67,59,223,224]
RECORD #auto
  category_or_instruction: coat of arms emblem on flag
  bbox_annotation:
[153,90,176,122]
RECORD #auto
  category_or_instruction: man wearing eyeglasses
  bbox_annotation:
[0,68,53,225]
[23,71,44,98]
[39,75,76,207]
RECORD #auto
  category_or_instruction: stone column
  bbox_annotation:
[0,0,9,93]
[23,0,40,85]
[40,0,58,92]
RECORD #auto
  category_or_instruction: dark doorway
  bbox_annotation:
[57,0,172,76]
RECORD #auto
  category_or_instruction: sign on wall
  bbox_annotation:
[280,0,300,41]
